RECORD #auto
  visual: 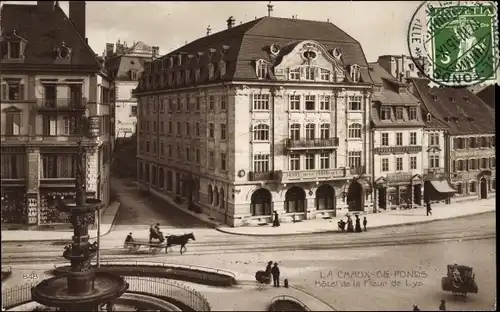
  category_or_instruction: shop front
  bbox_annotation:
[423,170,456,203]
[374,172,416,210]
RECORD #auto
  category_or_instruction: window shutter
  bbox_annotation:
[1,84,6,100]
[19,84,25,100]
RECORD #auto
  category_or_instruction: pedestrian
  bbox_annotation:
[354,215,362,233]
[271,262,280,287]
[265,261,273,277]
[272,210,280,227]
[363,216,367,231]
[426,202,432,216]
[346,216,354,233]
[439,299,446,311]
[413,304,420,311]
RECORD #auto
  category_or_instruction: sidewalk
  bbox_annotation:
[1,201,121,242]
[215,197,496,236]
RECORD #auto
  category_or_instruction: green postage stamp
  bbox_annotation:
[408,1,499,87]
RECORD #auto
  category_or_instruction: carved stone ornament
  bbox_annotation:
[272,86,285,98]
[235,85,250,96]
[73,213,94,228]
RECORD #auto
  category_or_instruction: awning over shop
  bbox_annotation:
[430,180,457,193]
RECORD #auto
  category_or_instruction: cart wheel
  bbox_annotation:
[132,245,141,251]
[150,247,160,254]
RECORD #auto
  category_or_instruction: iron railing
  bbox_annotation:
[1,277,211,311]
[1,282,38,310]
[285,138,339,149]
[36,98,87,109]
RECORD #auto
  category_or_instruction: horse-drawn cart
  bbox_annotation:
[123,239,169,254]
[441,264,478,296]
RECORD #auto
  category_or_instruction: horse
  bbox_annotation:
[166,233,195,254]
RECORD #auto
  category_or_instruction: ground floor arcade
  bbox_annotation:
[137,159,375,227]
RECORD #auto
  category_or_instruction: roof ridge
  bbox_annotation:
[55,5,101,70]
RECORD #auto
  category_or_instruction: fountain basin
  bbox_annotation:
[31,272,128,308]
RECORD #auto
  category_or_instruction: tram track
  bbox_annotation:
[2,231,495,265]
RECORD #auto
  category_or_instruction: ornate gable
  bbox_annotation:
[273,40,346,82]
[2,105,22,113]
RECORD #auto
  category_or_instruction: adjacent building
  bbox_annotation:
[134,15,374,227]
[368,63,425,211]
[411,78,496,202]
[104,40,160,139]
[0,1,112,225]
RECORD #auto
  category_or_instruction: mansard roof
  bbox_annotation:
[136,16,372,93]
[410,78,495,135]
[0,4,100,70]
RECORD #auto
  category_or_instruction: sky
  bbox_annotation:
[2,1,421,62]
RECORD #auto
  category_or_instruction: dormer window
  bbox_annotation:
[380,106,391,121]
[177,55,182,66]
[188,54,194,63]
[395,107,404,120]
[130,70,138,80]
[426,113,432,122]
[9,41,21,58]
[185,69,191,84]
[432,95,438,101]
[320,69,330,81]
[255,59,268,79]
[449,97,455,103]
[196,52,203,63]
[219,61,226,78]
[176,72,182,85]
[208,48,216,59]
[350,64,360,82]
[169,57,173,68]
[304,67,315,81]
[289,68,300,80]
[332,48,342,59]
[463,96,469,102]
[208,63,214,79]
[5,30,27,60]
[161,59,166,69]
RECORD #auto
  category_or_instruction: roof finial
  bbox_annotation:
[267,1,273,17]
[206,25,212,36]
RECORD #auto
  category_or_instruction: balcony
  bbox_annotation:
[36,98,87,114]
[278,168,349,183]
[350,166,366,176]
[0,135,92,147]
[248,171,277,181]
[285,138,339,151]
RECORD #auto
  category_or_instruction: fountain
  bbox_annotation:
[31,139,128,311]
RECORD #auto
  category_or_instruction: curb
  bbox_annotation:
[215,210,495,237]
[1,202,122,243]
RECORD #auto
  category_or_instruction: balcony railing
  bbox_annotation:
[36,98,87,112]
[248,171,277,181]
[350,166,366,175]
[279,168,348,182]
[39,178,76,187]
[285,138,339,150]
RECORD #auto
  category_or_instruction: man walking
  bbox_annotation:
[363,216,367,231]
[426,202,432,216]
[271,262,280,287]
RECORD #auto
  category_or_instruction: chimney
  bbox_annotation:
[37,1,55,13]
[116,39,124,55]
[267,1,274,17]
[152,46,159,59]
[227,16,235,29]
[69,1,86,40]
[106,43,114,57]
[206,25,212,36]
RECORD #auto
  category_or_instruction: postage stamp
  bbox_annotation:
[408,1,499,87]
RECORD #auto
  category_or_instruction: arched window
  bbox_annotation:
[481,157,489,169]
[285,187,306,213]
[426,113,431,123]
[350,64,360,82]
[208,123,215,138]
[213,186,219,206]
[456,182,463,194]
[491,157,496,169]
[457,160,464,171]
[251,189,272,216]
[305,124,315,140]
[348,123,362,139]
[253,124,269,141]
[219,188,225,210]
[255,60,268,79]
[208,185,213,204]
[320,124,330,139]
[290,124,300,140]
[469,181,476,193]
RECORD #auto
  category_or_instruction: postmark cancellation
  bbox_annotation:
[408,1,499,88]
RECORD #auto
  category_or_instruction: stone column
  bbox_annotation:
[26,147,40,225]
[305,190,316,220]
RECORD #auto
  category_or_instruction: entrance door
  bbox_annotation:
[413,184,422,206]
[480,178,488,199]
[378,188,387,209]
[347,181,364,211]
